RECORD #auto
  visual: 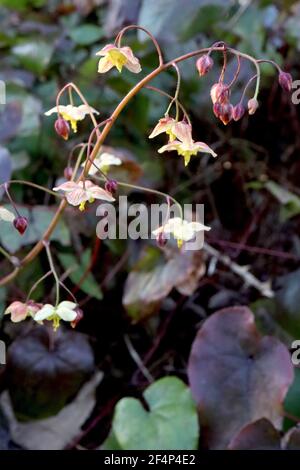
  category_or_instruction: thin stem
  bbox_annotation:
[3,183,21,217]
[0,246,16,264]
[56,83,100,137]
[165,62,181,120]
[228,55,241,88]
[146,86,191,125]
[257,59,281,73]
[0,44,278,286]
[220,45,227,83]
[95,176,183,220]
[239,74,258,104]
[43,241,60,307]
[3,180,62,198]
[116,25,163,66]
[59,280,78,304]
[83,118,113,178]
[71,146,86,182]
[26,270,52,302]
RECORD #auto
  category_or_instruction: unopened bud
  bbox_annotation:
[13,216,28,235]
[196,54,214,77]
[55,117,70,140]
[105,179,118,195]
[210,82,229,104]
[156,232,167,248]
[278,71,293,93]
[213,102,222,119]
[232,103,245,121]
[64,166,73,180]
[218,102,233,125]
[71,308,84,328]
[247,97,259,115]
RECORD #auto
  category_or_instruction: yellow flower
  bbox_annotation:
[45,104,99,133]
[82,151,122,176]
[96,44,141,74]
[158,122,217,166]
[149,117,192,142]
[153,217,211,248]
[53,180,115,210]
[34,301,78,331]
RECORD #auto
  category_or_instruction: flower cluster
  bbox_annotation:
[149,117,217,166]
[153,217,211,248]
[1,25,294,332]
[53,180,115,211]
[5,300,81,330]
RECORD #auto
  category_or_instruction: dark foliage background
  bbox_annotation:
[0,0,300,451]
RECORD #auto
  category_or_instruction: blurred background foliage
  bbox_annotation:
[0,0,300,450]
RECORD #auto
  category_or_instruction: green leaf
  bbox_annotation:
[12,40,54,74]
[0,205,70,253]
[104,377,199,450]
[68,25,103,46]
[58,250,103,300]
[265,180,300,220]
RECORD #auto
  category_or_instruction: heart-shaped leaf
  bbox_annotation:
[187,306,294,449]
[0,205,70,253]
[228,418,281,450]
[103,377,199,450]
[123,247,205,321]
[6,326,95,421]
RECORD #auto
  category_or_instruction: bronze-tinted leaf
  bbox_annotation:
[187,306,294,449]
[228,418,281,450]
[123,247,205,321]
[6,326,95,421]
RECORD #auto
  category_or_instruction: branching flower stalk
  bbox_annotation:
[0,25,293,324]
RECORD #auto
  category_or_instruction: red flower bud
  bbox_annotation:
[64,166,73,180]
[210,82,229,104]
[71,308,84,328]
[278,71,293,93]
[196,54,214,77]
[13,216,28,235]
[247,97,259,115]
[156,232,167,248]
[55,117,70,140]
[232,103,245,121]
[218,102,233,125]
[105,179,118,195]
[213,102,222,119]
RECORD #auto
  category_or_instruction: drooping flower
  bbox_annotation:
[13,216,28,235]
[149,117,191,142]
[105,179,118,195]
[53,180,115,211]
[45,104,99,133]
[96,44,141,74]
[196,54,214,76]
[210,82,230,104]
[278,71,293,93]
[153,217,211,248]
[82,152,122,176]
[34,301,78,330]
[5,300,41,323]
[217,102,234,125]
[247,97,259,115]
[0,206,15,222]
[232,103,245,121]
[157,122,217,166]
[55,117,70,140]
